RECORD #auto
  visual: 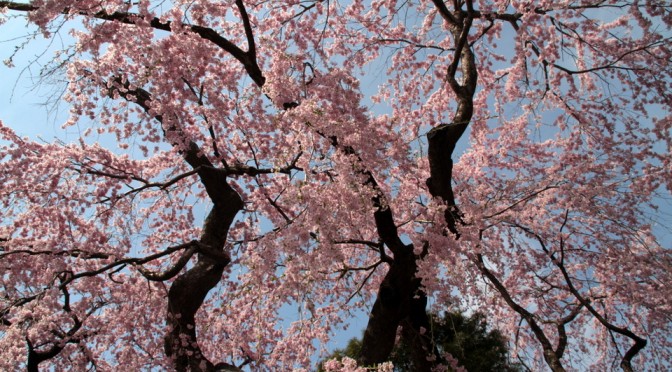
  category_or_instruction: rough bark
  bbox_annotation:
[358,249,416,366]
[400,281,437,371]
[164,198,242,371]
[108,80,245,370]
[358,246,440,371]
[359,3,482,370]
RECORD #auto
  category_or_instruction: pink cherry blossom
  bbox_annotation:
[0,0,670,370]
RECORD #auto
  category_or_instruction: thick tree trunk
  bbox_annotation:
[358,8,479,368]
[164,168,243,371]
[358,250,440,371]
[400,283,437,371]
[358,250,417,367]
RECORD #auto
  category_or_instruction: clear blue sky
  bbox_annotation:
[0,14,372,367]
[2,7,671,369]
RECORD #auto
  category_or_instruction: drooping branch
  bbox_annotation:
[554,233,647,371]
[1,242,182,369]
[1,241,225,287]
[0,246,111,260]
[509,218,648,371]
[106,78,245,370]
[181,78,225,164]
[475,253,566,372]
[489,5,660,82]
[320,133,406,255]
[75,157,301,205]
[0,240,203,292]
[0,1,265,86]
[76,166,201,202]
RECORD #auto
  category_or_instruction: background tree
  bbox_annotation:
[319,311,522,371]
[0,0,670,371]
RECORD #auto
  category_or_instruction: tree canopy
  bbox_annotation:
[320,311,522,371]
[0,0,670,371]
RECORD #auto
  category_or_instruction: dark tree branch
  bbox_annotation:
[181,78,225,163]
[430,0,458,26]
[425,0,478,239]
[235,0,257,62]
[25,274,107,371]
[0,1,265,86]
[555,304,583,358]
[475,253,566,372]
[555,234,646,371]
[136,245,199,281]
[0,240,200,287]
[483,184,562,219]
[107,79,244,370]
[0,247,111,260]
[509,217,647,371]
[318,133,406,255]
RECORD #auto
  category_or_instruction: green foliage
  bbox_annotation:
[322,337,363,370]
[318,311,521,372]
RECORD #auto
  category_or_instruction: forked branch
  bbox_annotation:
[0,1,265,85]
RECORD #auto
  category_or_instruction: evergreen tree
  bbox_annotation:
[320,311,521,371]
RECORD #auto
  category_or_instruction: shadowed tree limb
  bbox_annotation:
[510,217,648,371]
[0,1,265,86]
[108,80,244,370]
[475,253,566,372]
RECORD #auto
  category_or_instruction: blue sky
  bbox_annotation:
[2,5,671,370]
[1,16,69,139]
[0,13,372,367]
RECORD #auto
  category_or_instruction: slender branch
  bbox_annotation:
[0,1,265,85]
[337,261,383,276]
[376,38,451,52]
[345,261,383,303]
[64,241,204,284]
[25,275,106,371]
[332,239,393,263]
[1,240,200,305]
[554,237,647,371]
[483,184,561,219]
[72,164,148,184]
[225,151,304,176]
[475,253,566,372]
[510,218,647,371]
[0,247,111,260]
[83,167,201,201]
[235,0,257,60]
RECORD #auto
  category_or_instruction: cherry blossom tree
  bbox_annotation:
[1,0,670,370]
